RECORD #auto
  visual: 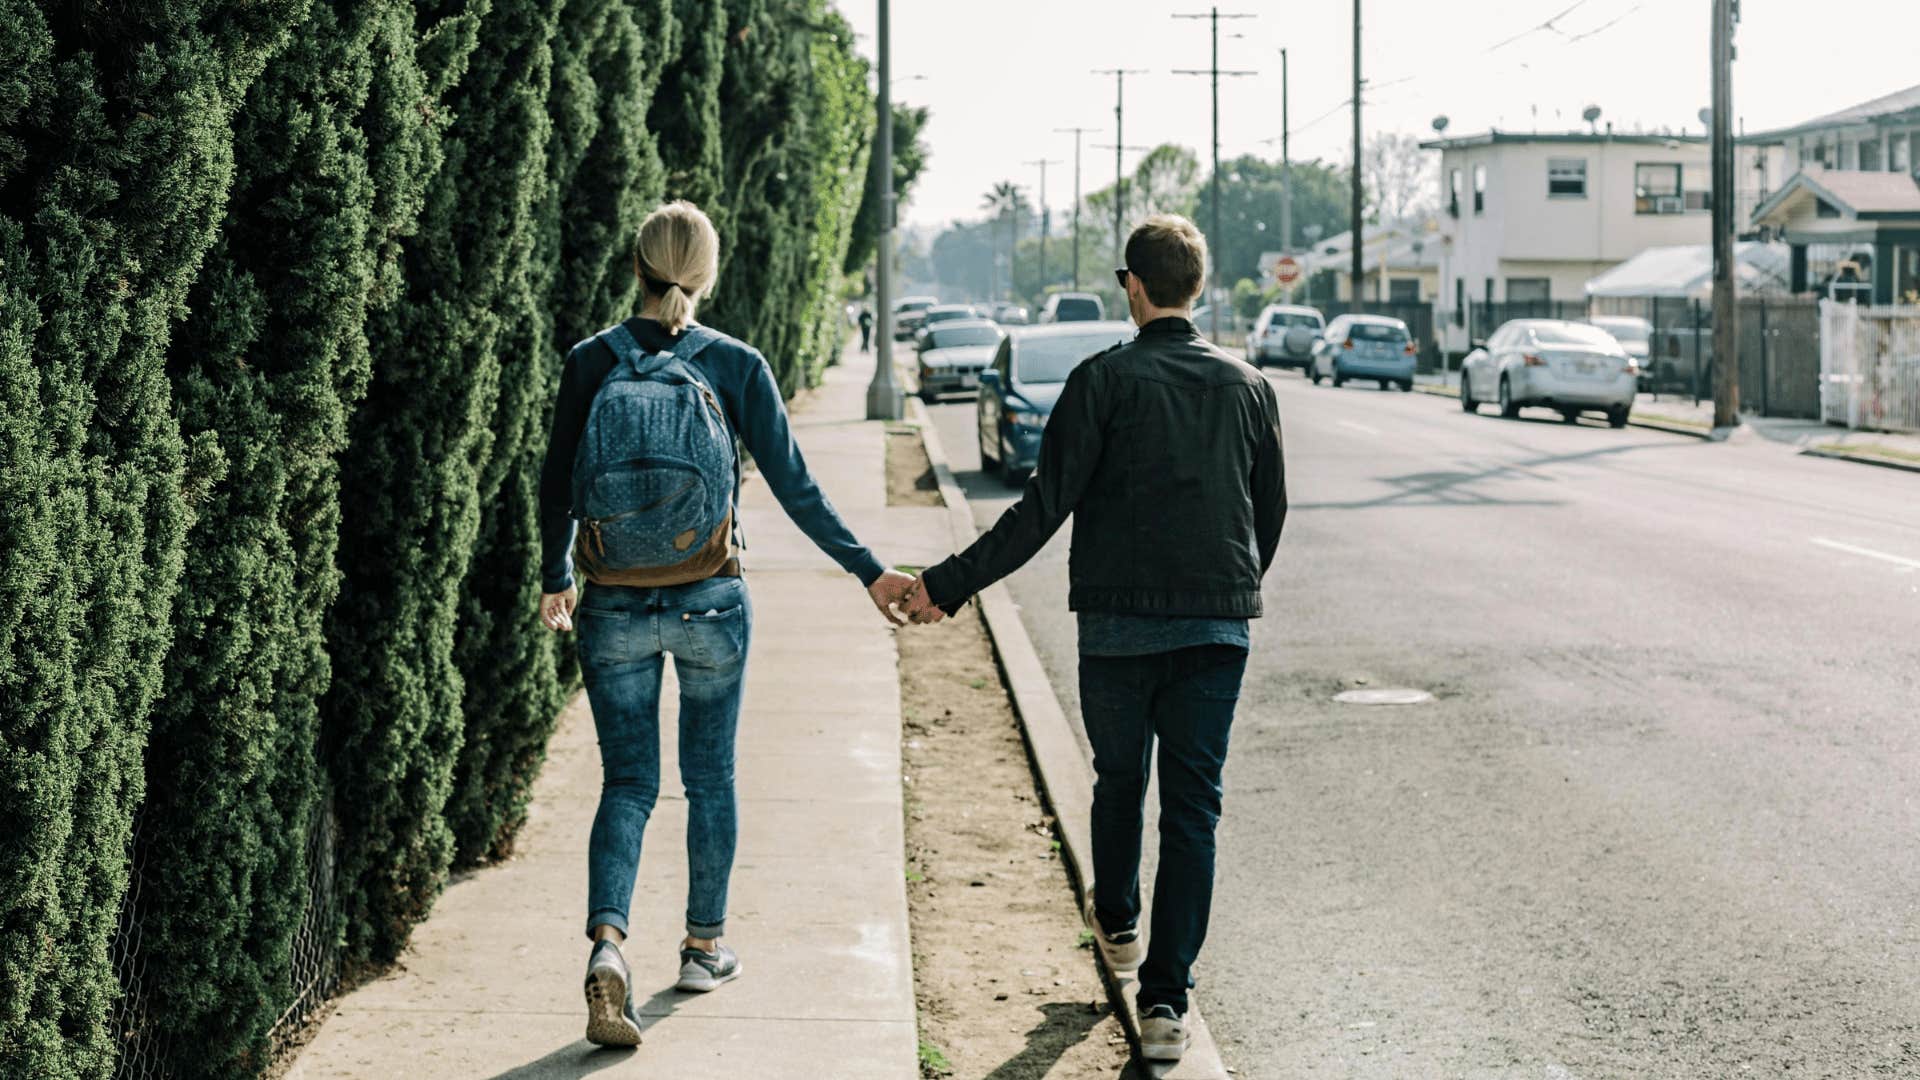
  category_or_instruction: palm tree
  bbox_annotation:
[981,181,1029,301]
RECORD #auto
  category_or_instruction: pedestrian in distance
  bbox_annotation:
[536,200,918,1048]
[858,305,874,352]
[901,213,1287,1064]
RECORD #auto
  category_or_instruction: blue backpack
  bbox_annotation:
[570,323,737,586]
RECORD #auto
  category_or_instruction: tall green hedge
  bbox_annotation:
[128,1,474,1073]
[0,1,302,1075]
[321,0,565,967]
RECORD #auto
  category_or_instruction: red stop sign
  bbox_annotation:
[1274,255,1301,286]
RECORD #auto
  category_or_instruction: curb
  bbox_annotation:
[904,397,1232,1080]
[1412,380,1714,439]
[1801,446,1920,475]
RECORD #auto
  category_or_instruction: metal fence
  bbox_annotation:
[1586,295,1824,418]
[111,797,340,1079]
[1820,300,1920,432]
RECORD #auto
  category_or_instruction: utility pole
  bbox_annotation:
[1055,127,1096,288]
[866,0,900,420]
[1280,47,1292,256]
[1175,8,1256,342]
[1350,0,1366,305]
[1710,0,1740,431]
[1094,68,1148,268]
[1024,158,1063,297]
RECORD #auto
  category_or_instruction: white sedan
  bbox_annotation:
[1460,319,1638,427]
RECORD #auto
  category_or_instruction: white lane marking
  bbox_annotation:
[1337,420,1381,437]
[1811,537,1920,571]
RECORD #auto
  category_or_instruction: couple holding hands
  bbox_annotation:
[538,202,1284,1064]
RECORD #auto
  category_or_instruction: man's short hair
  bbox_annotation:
[1124,214,1208,308]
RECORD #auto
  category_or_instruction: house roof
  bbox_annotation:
[1750,165,1920,224]
[1585,243,1791,300]
[1744,83,1920,143]
[1419,129,1707,151]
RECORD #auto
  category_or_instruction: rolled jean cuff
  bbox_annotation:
[686,915,726,939]
[586,909,629,941]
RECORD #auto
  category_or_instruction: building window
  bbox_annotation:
[1448,168,1462,217]
[1473,163,1487,214]
[1389,279,1420,303]
[1635,163,1684,214]
[1860,138,1882,171]
[1506,278,1551,303]
[1547,158,1588,197]
[1893,133,1911,173]
[1684,189,1712,212]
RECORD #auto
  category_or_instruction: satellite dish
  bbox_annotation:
[1431,115,1450,134]
[1582,105,1602,123]
[1698,107,1713,126]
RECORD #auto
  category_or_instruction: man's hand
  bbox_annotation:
[868,569,917,627]
[540,587,577,633]
[902,577,947,625]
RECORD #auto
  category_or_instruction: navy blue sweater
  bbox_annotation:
[539,318,886,593]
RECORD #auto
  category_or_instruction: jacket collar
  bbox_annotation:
[1138,315,1197,337]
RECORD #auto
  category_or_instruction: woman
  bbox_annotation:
[537,201,915,1047]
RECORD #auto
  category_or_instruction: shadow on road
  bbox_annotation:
[980,1000,1149,1080]
[484,985,683,1080]
[1293,441,1672,512]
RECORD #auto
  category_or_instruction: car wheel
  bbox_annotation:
[978,428,1001,474]
[1499,375,1520,418]
[1560,408,1580,424]
[1333,370,1346,388]
[919,388,937,404]
[1309,366,1322,385]
[1400,379,1414,392]
[1461,374,1480,413]
[1608,405,1630,429]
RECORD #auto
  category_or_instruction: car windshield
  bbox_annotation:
[926,325,1002,349]
[1271,313,1320,330]
[1016,331,1127,384]
[1533,322,1621,348]
[1589,319,1650,345]
[925,308,973,323]
[1053,298,1102,321]
[1348,322,1408,343]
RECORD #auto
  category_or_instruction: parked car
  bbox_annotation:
[892,295,939,340]
[912,304,981,344]
[990,302,1030,325]
[914,320,1004,402]
[1037,292,1106,323]
[1460,319,1637,427]
[1309,314,1417,390]
[976,321,1133,481]
[1247,304,1325,369]
[1587,315,1655,390]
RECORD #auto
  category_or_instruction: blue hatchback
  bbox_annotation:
[1309,314,1417,391]
[975,321,1134,482]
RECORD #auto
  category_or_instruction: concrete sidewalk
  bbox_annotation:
[289,342,949,1079]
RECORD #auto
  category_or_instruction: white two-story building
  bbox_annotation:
[1420,129,1712,351]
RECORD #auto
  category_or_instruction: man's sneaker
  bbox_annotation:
[1139,1004,1189,1062]
[1084,897,1143,972]
[675,942,742,992]
[583,939,642,1047]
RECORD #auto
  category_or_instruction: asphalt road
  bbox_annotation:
[924,368,1920,1078]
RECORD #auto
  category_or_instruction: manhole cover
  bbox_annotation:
[1333,687,1433,706]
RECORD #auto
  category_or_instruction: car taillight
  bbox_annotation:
[1522,353,1546,367]
[1403,342,1417,355]
[1625,359,1641,376]
[1342,340,1355,350]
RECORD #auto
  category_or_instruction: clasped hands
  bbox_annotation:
[867,568,946,628]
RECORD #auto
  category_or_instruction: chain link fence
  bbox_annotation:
[110,798,340,1079]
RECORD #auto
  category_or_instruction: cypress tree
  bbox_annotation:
[446,0,674,867]
[321,0,564,965]
[130,1,474,1072]
[0,1,301,1075]
[650,0,727,213]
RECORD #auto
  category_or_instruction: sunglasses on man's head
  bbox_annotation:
[1114,267,1130,288]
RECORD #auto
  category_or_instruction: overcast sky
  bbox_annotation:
[838,0,1920,231]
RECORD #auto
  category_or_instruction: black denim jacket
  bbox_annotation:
[920,317,1286,618]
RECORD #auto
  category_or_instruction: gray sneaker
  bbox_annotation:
[583,939,642,1047]
[1139,1004,1189,1062]
[675,942,742,992]
[1084,897,1143,972]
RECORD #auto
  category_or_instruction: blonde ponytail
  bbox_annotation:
[636,200,720,333]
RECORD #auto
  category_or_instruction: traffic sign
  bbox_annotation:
[1273,255,1301,286]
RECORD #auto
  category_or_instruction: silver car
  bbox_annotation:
[1460,319,1637,427]
[914,320,1004,401]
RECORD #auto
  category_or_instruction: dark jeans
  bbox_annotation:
[577,576,752,941]
[1079,644,1247,1015]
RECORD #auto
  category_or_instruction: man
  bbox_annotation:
[903,213,1286,1063]
[858,305,874,352]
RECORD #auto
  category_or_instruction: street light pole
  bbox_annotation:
[1351,0,1366,305]
[1281,47,1292,257]
[1055,127,1096,289]
[1095,69,1147,268]
[1024,158,1063,297]
[1175,7,1256,342]
[1710,0,1740,431]
[866,0,901,420]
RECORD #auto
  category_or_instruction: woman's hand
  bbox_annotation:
[540,587,577,632]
